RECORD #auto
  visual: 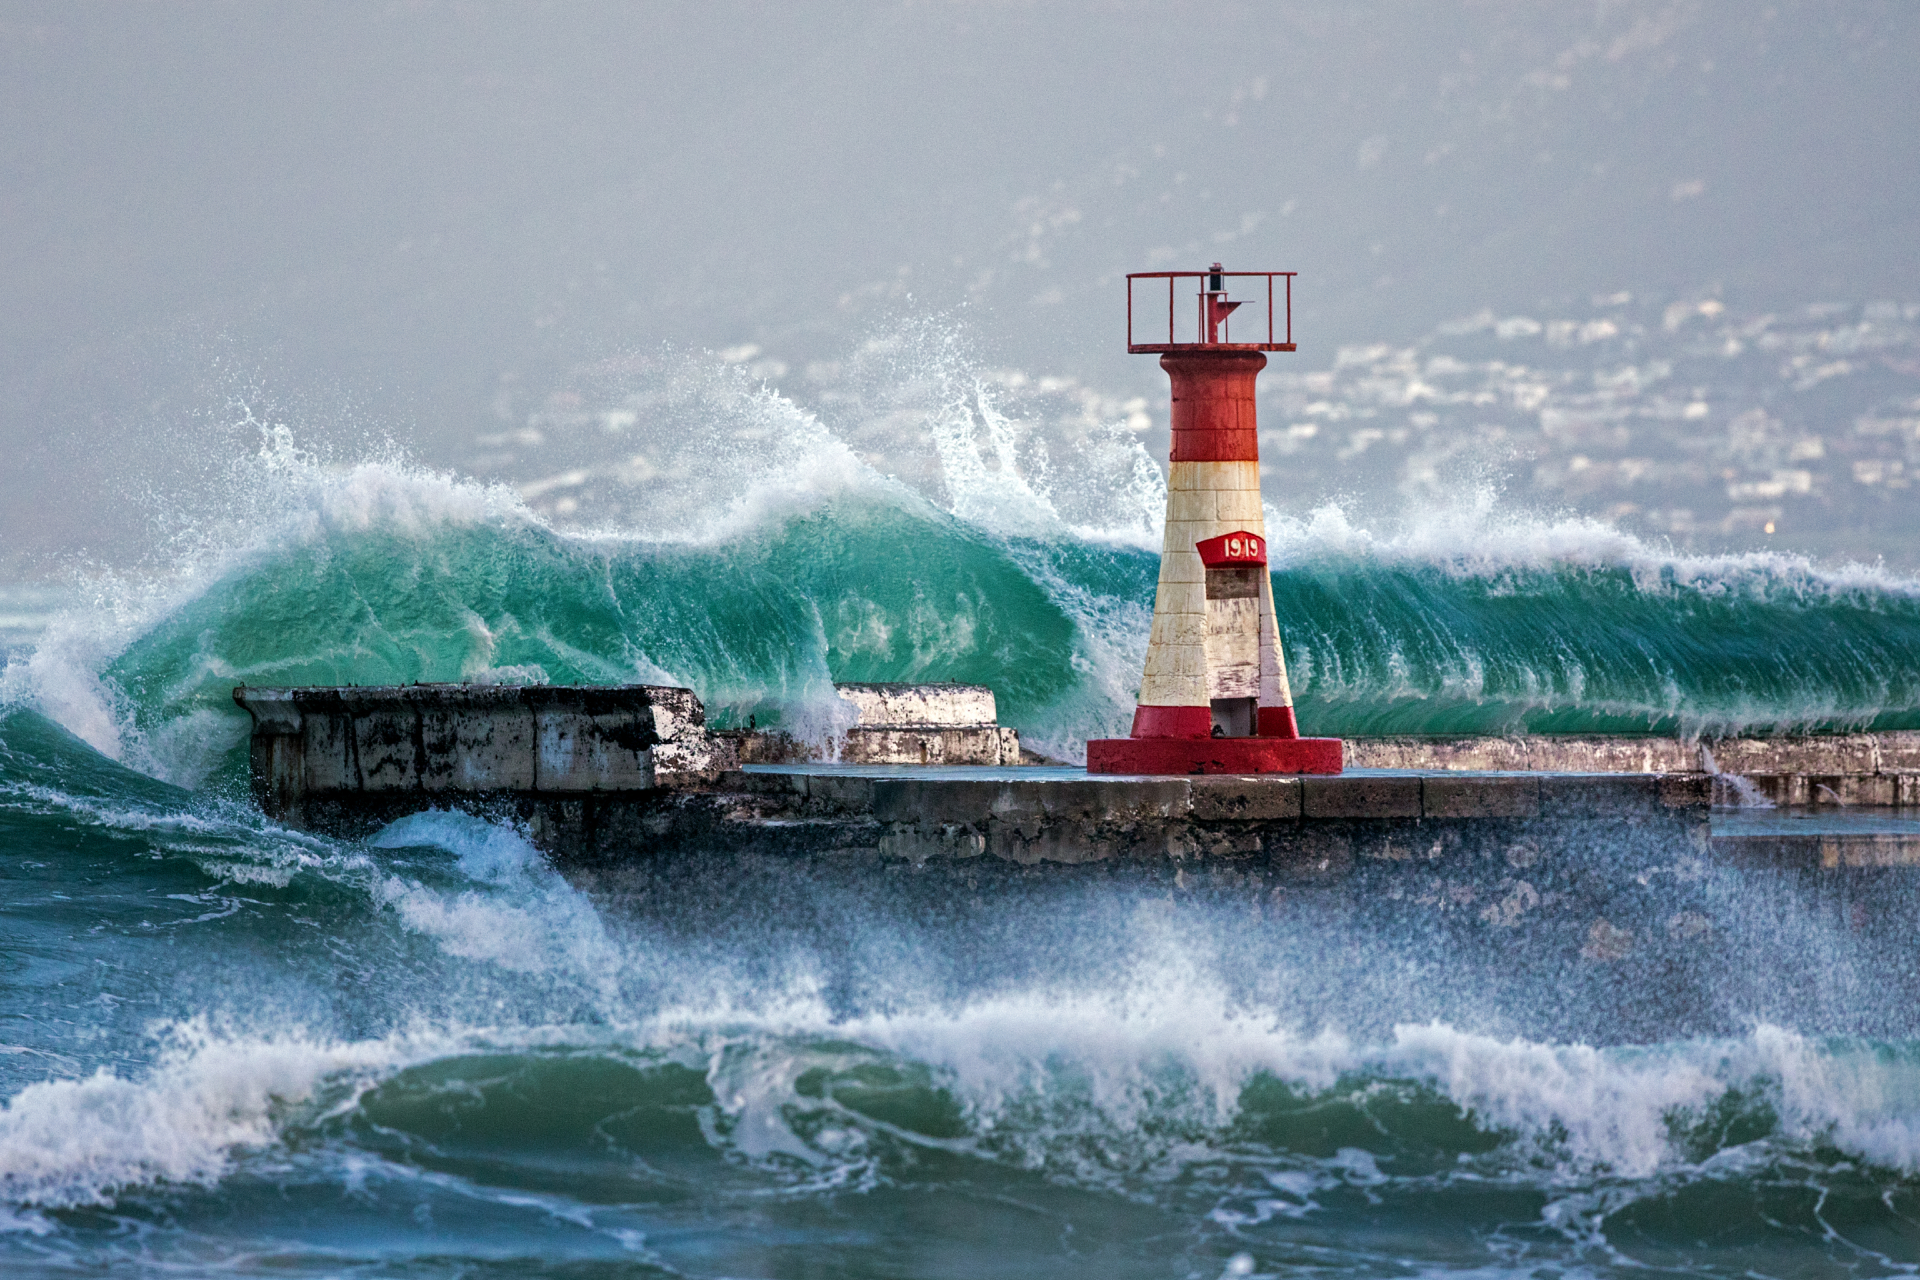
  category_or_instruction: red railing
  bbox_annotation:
[1126,268,1295,353]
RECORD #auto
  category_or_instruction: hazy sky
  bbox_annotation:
[2,1,1914,569]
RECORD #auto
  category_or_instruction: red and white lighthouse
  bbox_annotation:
[1087,265,1342,775]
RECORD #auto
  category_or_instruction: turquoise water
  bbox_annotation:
[7,448,1920,1274]
[18,455,1920,792]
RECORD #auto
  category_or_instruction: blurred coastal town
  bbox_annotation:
[467,294,1920,566]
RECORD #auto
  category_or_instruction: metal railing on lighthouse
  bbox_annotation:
[1125,266,1296,352]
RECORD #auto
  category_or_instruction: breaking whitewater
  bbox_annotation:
[6,326,1920,1275]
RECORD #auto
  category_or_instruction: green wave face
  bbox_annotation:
[95,495,1094,784]
[1276,553,1920,737]
[64,476,1920,787]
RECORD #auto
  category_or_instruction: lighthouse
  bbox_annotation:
[1087,265,1342,775]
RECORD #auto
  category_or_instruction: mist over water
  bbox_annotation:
[6,697,1920,1276]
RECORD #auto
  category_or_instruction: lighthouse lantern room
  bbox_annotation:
[1086,265,1343,775]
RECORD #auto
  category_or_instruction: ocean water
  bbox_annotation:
[7,356,1920,1275]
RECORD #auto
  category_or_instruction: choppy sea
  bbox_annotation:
[6,333,1920,1276]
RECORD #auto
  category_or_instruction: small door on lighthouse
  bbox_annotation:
[1197,531,1267,738]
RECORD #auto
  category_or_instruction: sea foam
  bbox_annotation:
[0,1023,422,1211]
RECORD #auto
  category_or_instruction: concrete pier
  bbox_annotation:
[737,682,1025,766]
[236,682,1920,872]
[1347,733,1920,807]
[608,762,1709,877]
[234,683,737,832]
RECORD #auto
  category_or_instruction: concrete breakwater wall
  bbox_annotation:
[620,764,1708,876]
[233,684,1712,875]
[234,684,738,829]
[231,680,1026,831]
[736,682,1024,767]
[237,681,1920,813]
[1349,734,1920,806]
[234,680,1023,820]
[234,682,1919,874]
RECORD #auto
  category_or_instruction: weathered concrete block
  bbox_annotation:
[995,726,1023,765]
[240,687,303,736]
[1531,737,1698,773]
[642,696,703,743]
[1345,737,1531,771]
[418,694,536,791]
[1805,774,1898,806]
[526,686,701,735]
[249,733,303,818]
[652,732,740,787]
[1874,734,1920,773]
[841,725,1018,766]
[1344,735,1697,773]
[237,682,717,802]
[299,698,354,792]
[729,687,1020,767]
[1302,775,1422,819]
[535,709,653,791]
[837,682,998,728]
[527,687,701,791]
[872,777,1190,826]
[1423,774,1540,818]
[1706,734,1878,778]
[349,699,420,792]
[803,774,877,813]
[1189,776,1302,821]
[1538,774,1661,816]
[238,679,714,802]
[1656,774,1713,809]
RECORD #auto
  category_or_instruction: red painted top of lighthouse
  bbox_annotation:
[1126,264,1295,354]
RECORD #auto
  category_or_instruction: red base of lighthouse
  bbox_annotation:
[1085,736,1343,775]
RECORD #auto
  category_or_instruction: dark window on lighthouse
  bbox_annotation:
[1204,566,1260,600]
